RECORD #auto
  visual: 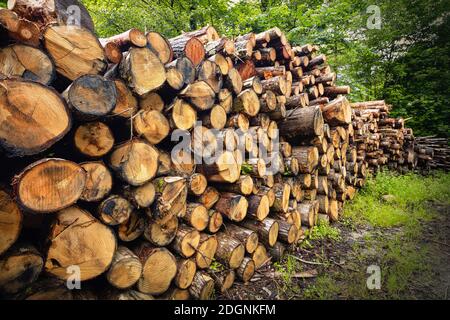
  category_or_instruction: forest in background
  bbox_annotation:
[0,0,448,138]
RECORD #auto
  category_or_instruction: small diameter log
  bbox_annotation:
[232,89,261,117]
[240,218,279,247]
[179,81,216,111]
[168,98,197,131]
[196,234,218,269]
[197,151,240,183]
[102,41,122,64]
[321,96,352,126]
[224,223,259,254]
[292,146,320,174]
[133,110,170,145]
[189,271,215,300]
[252,243,270,269]
[201,104,227,130]
[328,199,339,222]
[243,76,262,95]
[106,246,142,290]
[187,173,208,196]
[134,243,177,295]
[298,201,319,228]
[119,47,166,96]
[80,162,112,202]
[0,190,22,256]
[209,53,229,76]
[226,113,249,132]
[183,203,209,231]
[197,187,220,210]
[209,269,235,293]
[280,106,324,139]
[214,175,254,195]
[197,60,223,94]
[215,232,245,269]
[143,215,178,247]
[166,56,196,87]
[43,25,107,80]
[140,92,164,112]
[110,139,159,186]
[64,74,116,119]
[261,76,287,96]
[174,258,197,289]
[0,79,71,157]
[169,35,205,66]
[267,242,286,262]
[317,195,329,214]
[152,176,187,221]
[214,192,248,222]
[271,183,291,213]
[45,206,116,281]
[74,122,115,158]
[256,66,286,80]
[146,31,173,64]
[207,210,223,233]
[276,220,298,244]
[0,244,43,295]
[13,159,86,213]
[0,9,40,47]
[123,182,156,209]
[225,68,243,95]
[112,79,138,118]
[170,225,200,258]
[237,257,255,282]
[0,44,55,85]
[98,195,133,226]
[118,211,145,242]
[101,28,147,50]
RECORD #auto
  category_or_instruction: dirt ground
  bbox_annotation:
[219,201,450,300]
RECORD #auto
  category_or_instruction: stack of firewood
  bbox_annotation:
[415,137,450,172]
[0,0,445,301]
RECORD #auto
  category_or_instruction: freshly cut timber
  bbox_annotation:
[74,122,115,158]
[321,96,352,126]
[101,28,147,51]
[0,244,43,295]
[298,201,319,228]
[152,176,187,221]
[143,215,178,246]
[109,139,159,186]
[133,110,170,145]
[197,151,240,183]
[146,31,173,64]
[119,47,166,96]
[139,92,165,112]
[13,159,86,213]
[174,258,197,289]
[166,56,196,86]
[292,146,320,174]
[213,175,254,195]
[207,209,223,233]
[189,271,215,300]
[252,243,270,269]
[209,53,229,76]
[209,269,235,293]
[214,192,248,222]
[183,203,209,231]
[134,243,177,295]
[237,257,255,282]
[0,190,22,256]
[276,220,298,244]
[188,173,208,196]
[246,194,270,220]
[170,225,200,258]
[123,182,155,208]
[7,0,95,32]
[0,44,54,84]
[232,89,261,117]
[204,37,235,57]
[169,35,205,67]
[80,162,113,202]
[106,246,142,289]
[225,68,243,95]
[0,79,71,157]
[168,98,197,131]
[215,232,245,269]
[182,26,220,44]
[45,206,116,281]
[98,195,133,226]
[43,25,107,80]
[279,106,324,139]
[118,211,145,242]
[224,223,258,254]
[240,217,279,247]
[102,41,122,64]
[195,234,218,269]
[178,81,216,111]
[197,60,223,93]
[271,183,291,213]
[112,79,138,118]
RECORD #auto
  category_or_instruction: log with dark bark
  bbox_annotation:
[239,217,279,247]
[237,257,255,282]
[215,232,245,269]
[189,271,215,300]
[169,35,205,67]
[224,223,259,254]
[279,106,324,139]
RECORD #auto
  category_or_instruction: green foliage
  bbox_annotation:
[305,220,342,242]
[0,1,6,9]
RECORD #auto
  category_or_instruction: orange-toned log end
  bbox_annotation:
[185,37,205,67]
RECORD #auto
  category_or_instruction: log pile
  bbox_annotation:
[0,2,447,301]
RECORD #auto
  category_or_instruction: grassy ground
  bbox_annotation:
[271,171,450,300]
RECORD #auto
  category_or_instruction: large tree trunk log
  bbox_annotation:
[182,203,209,231]
[170,225,200,258]
[133,110,170,145]
[106,246,142,290]
[13,159,86,213]
[178,81,216,111]
[143,215,178,247]
[232,89,261,117]
[291,146,320,174]
[43,25,107,80]
[167,98,197,131]
[321,96,352,126]
[197,151,240,183]
[169,35,205,67]
[119,47,166,96]
[45,206,116,281]
[134,243,177,295]
[146,31,173,64]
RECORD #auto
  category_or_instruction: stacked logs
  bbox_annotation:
[415,137,450,172]
[0,1,446,301]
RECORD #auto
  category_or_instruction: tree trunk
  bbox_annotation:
[146,31,173,64]
[224,223,259,254]
[143,215,178,246]
[170,224,200,258]
[79,162,112,202]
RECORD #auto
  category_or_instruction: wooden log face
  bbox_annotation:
[43,25,107,80]
[146,31,173,65]
[99,195,133,226]
[0,190,22,256]
[0,44,55,85]
[45,206,116,281]
[106,246,142,289]
[133,110,170,145]
[80,162,112,202]
[112,79,138,118]
[0,79,71,157]
[14,159,86,213]
[74,122,115,158]
[170,98,197,131]
[175,258,197,289]
[119,47,166,96]
[196,235,218,269]
[118,211,145,242]
[144,215,178,246]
